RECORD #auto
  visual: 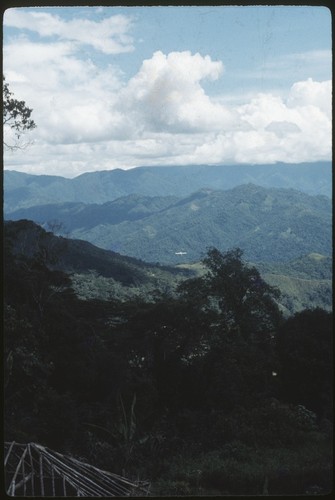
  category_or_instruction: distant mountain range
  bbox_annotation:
[7,184,332,265]
[5,220,332,315]
[4,161,332,214]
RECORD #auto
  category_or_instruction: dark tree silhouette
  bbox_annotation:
[3,76,36,150]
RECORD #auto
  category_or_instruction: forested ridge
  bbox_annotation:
[4,221,333,496]
[4,162,332,214]
[6,184,332,265]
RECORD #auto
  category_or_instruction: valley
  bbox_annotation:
[4,163,333,496]
[4,220,332,315]
[6,183,332,265]
[3,5,333,495]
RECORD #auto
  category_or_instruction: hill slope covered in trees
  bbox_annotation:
[4,220,192,302]
[4,161,331,213]
[5,220,332,314]
[4,220,332,496]
[7,184,332,265]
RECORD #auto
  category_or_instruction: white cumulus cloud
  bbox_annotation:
[3,34,127,145]
[3,34,332,176]
[4,8,134,54]
[175,77,331,166]
[121,51,236,133]
[287,78,331,117]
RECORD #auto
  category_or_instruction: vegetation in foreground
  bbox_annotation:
[4,226,333,496]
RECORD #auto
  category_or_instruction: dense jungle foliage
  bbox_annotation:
[7,184,332,265]
[4,232,333,495]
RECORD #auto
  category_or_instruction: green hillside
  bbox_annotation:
[263,273,332,316]
[5,220,332,314]
[258,253,332,315]
[179,253,332,316]
[8,184,331,265]
[4,220,192,302]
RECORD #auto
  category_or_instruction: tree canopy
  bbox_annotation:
[3,229,333,495]
[3,76,36,150]
[180,247,282,339]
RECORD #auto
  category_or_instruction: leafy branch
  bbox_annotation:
[3,76,36,150]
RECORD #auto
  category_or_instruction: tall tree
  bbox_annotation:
[176,248,282,409]
[180,247,282,340]
[3,76,36,150]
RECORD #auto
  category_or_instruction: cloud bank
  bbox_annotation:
[3,8,332,177]
[4,8,134,54]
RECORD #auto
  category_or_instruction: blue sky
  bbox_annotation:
[3,5,332,177]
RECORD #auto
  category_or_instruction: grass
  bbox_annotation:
[150,433,333,496]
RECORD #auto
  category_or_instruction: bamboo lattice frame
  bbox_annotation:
[4,442,150,497]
